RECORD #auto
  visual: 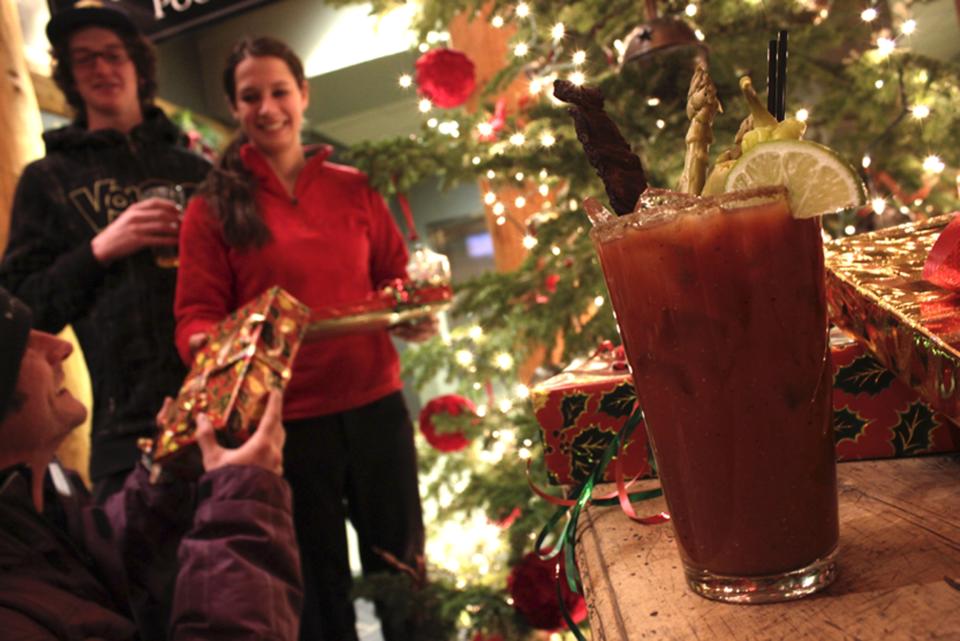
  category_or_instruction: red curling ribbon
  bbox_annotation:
[484,380,496,407]
[391,175,419,242]
[923,212,960,290]
[478,98,508,142]
[614,447,670,525]
[396,192,419,243]
[870,168,937,206]
[524,459,646,508]
[525,463,578,507]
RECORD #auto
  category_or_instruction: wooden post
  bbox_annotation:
[0,0,44,247]
[1,0,92,485]
[449,1,534,273]
[448,3,571,380]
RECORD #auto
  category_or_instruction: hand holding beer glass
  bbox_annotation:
[140,183,185,268]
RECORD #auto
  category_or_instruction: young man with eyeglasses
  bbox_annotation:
[0,3,210,501]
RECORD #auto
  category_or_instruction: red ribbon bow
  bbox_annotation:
[923,212,960,290]
[593,340,628,370]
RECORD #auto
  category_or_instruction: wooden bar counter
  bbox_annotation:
[575,456,960,640]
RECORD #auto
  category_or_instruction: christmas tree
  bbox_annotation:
[329,1,960,638]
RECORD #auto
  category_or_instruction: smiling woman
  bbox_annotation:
[230,55,309,188]
[174,35,429,641]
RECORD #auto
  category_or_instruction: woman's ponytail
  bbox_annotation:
[200,133,272,249]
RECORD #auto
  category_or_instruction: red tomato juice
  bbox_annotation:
[592,187,839,577]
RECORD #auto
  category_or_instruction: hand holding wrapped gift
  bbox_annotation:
[142,287,310,478]
[391,314,440,342]
[196,389,285,476]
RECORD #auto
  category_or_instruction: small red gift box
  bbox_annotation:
[143,287,310,469]
[307,278,452,339]
[530,344,652,485]
[831,335,960,460]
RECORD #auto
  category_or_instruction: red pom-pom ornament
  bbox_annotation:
[415,48,476,108]
[418,394,476,452]
[507,551,587,631]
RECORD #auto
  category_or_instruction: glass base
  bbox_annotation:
[685,547,837,604]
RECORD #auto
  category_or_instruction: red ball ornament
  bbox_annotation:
[418,394,476,452]
[415,48,476,108]
[471,634,505,641]
[507,551,587,631]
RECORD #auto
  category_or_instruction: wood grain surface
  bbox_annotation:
[576,456,960,640]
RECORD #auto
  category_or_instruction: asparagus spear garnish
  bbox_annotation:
[677,63,722,195]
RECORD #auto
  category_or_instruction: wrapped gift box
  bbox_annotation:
[831,335,960,460]
[825,214,960,424]
[307,278,452,339]
[533,334,960,485]
[530,344,652,485]
[143,286,310,467]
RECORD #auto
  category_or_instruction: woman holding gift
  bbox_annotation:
[173,36,430,641]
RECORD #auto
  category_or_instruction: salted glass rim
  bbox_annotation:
[589,185,790,243]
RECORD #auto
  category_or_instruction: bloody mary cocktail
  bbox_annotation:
[592,186,839,602]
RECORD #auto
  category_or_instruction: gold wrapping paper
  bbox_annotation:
[825,213,960,422]
[143,287,310,468]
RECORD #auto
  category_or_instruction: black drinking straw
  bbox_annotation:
[775,30,788,121]
[767,39,778,116]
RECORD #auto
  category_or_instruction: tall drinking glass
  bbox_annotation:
[591,186,839,603]
[140,183,185,268]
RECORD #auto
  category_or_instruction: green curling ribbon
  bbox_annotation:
[534,407,664,640]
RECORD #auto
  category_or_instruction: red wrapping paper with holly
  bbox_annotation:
[832,336,960,460]
[530,342,652,485]
[533,337,959,484]
[142,287,310,472]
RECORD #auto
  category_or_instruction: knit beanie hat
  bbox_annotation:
[0,287,32,419]
[46,2,138,48]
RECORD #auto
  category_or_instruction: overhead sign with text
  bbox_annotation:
[48,0,276,42]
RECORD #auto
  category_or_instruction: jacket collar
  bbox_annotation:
[239,143,333,199]
[0,464,32,501]
[43,105,186,153]
[0,460,74,512]
[0,461,83,567]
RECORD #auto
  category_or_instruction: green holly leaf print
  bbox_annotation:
[570,426,614,482]
[891,402,936,456]
[560,393,589,427]
[599,382,637,419]
[833,407,868,443]
[835,355,896,395]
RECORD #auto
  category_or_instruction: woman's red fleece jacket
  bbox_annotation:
[174,144,409,419]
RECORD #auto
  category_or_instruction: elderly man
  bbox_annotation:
[0,287,302,640]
